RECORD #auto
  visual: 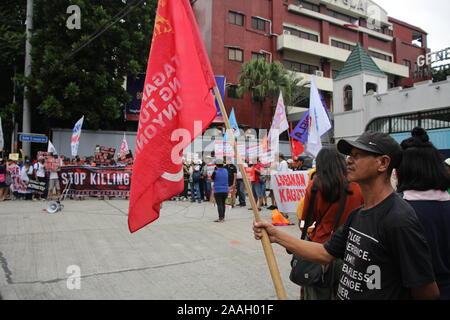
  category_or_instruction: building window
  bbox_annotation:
[344,85,353,111]
[283,27,318,42]
[366,83,378,94]
[227,85,242,99]
[284,60,319,74]
[297,1,320,12]
[327,9,356,24]
[229,11,244,26]
[331,39,355,51]
[332,69,341,79]
[252,52,267,61]
[368,50,393,62]
[228,48,243,62]
[251,17,266,31]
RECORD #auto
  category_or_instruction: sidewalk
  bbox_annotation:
[0,199,301,300]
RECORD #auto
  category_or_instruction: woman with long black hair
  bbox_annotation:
[299,146,364,300]
[398,128,450,300]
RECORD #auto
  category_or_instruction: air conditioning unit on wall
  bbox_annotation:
[315,70,324,77]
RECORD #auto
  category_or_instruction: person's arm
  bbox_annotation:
[411,283,440,300]
[253,220,335,265]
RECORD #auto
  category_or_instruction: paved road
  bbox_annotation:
[0,198,302,300]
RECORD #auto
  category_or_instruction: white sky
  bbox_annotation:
[375,0,450,52]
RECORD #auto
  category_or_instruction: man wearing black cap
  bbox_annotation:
[253,131,439,300]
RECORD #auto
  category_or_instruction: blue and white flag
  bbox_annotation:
[305,78,332,158]
[224,108,240,142]
[71,116,84,157]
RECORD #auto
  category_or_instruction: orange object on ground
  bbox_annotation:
[272,209,291,226]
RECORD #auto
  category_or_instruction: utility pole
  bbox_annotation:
[22,0,34,157]
[12,65,17,153]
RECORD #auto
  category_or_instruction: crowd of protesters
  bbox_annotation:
[0,152,132,202]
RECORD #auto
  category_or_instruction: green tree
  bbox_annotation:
[236,58,304,129]
[27,0,156,134]
[0,0,26,152]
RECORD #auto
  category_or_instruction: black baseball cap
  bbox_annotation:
[337,131,402,168]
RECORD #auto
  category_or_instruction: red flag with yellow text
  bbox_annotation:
[128,0,217,232]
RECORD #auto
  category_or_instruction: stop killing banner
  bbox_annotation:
[270,171,310,213]
[60,166,132,197]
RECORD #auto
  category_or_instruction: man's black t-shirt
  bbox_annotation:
[324,193,435,300]
[225,164,237,186]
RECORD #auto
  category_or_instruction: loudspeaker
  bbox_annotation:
[47,201,63,214]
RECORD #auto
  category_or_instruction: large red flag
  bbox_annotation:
[290,123,304,160]
[128,0,217,232]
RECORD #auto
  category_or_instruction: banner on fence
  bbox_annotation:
[270,171,309,213]
[59,166,132,196]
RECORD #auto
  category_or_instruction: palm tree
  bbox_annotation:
[237,58,304,129]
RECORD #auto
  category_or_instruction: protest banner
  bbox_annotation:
[27,180,47,193]
[94,146,116,165]
[117,150,133,165]
[270,171,309,213]
[60,166,132,197]
[8,164,26,193]
[9,154,19,161]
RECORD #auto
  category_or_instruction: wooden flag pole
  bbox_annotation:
[212,86,287,300]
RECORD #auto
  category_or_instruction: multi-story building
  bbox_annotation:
[192,0,430,129]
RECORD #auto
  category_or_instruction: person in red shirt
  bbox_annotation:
[250,159,265,211]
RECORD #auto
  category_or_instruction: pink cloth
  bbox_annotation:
[403,190,450,201]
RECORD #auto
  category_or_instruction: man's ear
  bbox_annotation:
[377,155,391,173]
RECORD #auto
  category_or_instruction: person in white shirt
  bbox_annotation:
[278,154,289,172]
[20,160,34,200]
[47,155,61,201]
[34,157,47,199]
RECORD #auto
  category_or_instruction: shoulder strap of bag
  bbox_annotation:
[332,183,348,233]
[301,185,318,240]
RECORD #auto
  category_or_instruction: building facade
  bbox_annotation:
[192,0,430,129]
[333,45,450,156]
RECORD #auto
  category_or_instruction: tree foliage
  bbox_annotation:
[28,0,156,132]
[0,0,26,150]
[0,0,157,152]
[236,58,305,128]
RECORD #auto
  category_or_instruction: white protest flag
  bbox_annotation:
[71,116,84,157]
[268,92,289,149]
[47,140,58,154]
[0,117,4,151]
[305,77,332,158]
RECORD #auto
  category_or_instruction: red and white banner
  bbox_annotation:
[8,164,26,193]
[60,166,132,197]
[270,171,309,213]
[128,0,217,232]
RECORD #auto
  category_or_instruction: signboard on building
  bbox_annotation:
[414,47,450,79]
